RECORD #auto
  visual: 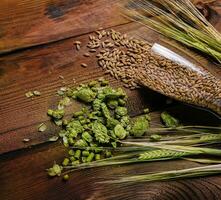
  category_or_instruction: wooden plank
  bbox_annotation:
[1,140,221,200]
[0,0,128,54]
[0,0,220,55]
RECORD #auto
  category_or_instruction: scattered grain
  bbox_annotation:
[81,63,88,68]
[59,75,64,79]
[76,44,81,51]
[102,42,106,48]
[23,138,30,142]
[84,53,90,57]
[89,49,96,53]
[74,41,81,45]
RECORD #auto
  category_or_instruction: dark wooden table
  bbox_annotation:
[0,1,221,199]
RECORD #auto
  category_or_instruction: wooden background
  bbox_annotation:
[0,0,221,199]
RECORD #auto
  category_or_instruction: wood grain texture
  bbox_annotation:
[1,141,221,200]
[0,0,220,55]
[0,0,128,54]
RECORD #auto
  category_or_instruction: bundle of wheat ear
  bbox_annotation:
[121,0,221,63]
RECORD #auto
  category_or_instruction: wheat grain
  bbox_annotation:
[139,149,193,160]
[81,63,88,68]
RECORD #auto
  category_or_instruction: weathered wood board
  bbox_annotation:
[0,0,128,54]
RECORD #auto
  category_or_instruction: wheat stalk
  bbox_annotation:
[121,0,221,62]
[102,164,221,184]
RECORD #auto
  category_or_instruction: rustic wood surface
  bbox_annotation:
[0,0,128,54]
[0,0,221,200]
